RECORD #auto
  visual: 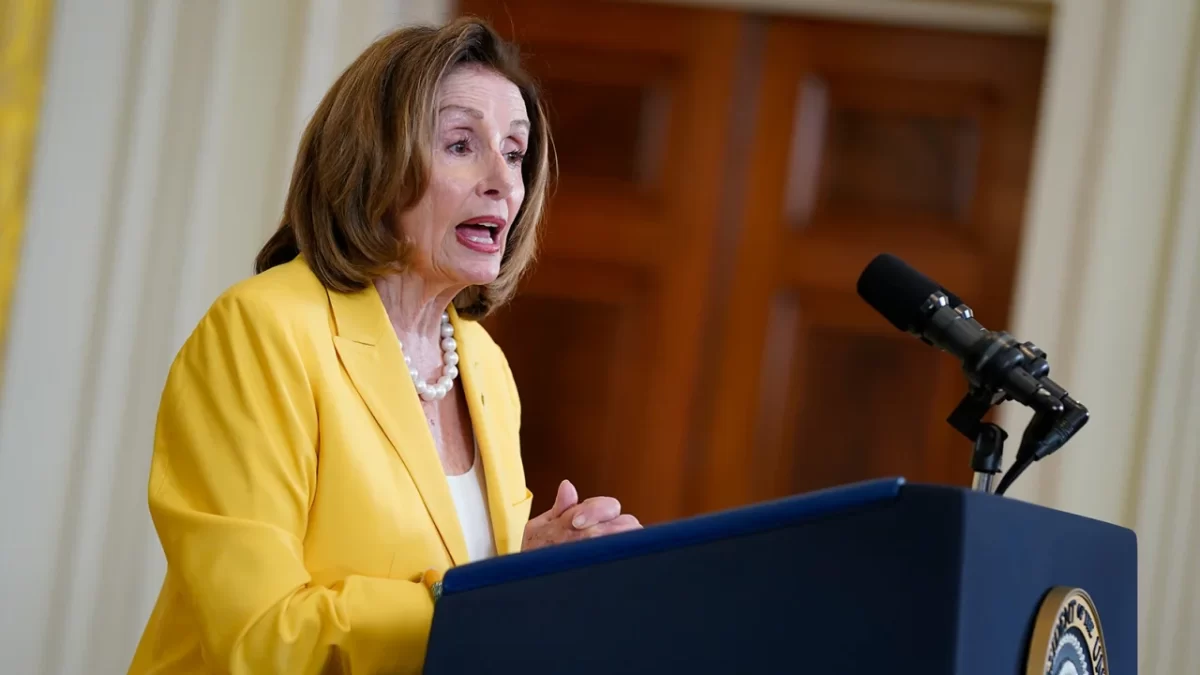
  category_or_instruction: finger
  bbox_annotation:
[568,497,622,529]
[550,480,579,518]
[584,514,642,537]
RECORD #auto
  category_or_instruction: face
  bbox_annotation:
[395,64,529,288]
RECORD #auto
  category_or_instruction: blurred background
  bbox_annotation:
[1,0,1198,672]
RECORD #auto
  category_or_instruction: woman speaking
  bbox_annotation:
[127,17,640,675]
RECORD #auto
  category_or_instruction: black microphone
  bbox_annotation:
[856,254,1088,489]
[856,253,1068,416]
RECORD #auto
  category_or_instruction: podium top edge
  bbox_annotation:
[440,477,907,596]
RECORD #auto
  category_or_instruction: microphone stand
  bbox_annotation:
[947,387,1008,494]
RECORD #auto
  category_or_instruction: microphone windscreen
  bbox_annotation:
[856,254,963,332]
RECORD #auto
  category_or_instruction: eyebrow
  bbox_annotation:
[439,104,530,131]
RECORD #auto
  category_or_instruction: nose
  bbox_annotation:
[477,148,516,200]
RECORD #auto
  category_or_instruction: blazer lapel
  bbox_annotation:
[452,308,523,556]
[328,287,469,566]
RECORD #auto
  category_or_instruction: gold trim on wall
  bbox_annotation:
[0,0,54,390]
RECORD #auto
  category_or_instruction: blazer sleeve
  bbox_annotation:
[147,291,434,675]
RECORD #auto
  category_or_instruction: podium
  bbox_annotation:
[423,478,1136,674]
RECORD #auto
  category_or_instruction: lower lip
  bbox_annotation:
[456,227,503,254]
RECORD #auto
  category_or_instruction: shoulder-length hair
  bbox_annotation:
[255,17,551,320]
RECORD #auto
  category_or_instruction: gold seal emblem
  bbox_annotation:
[1026,587,1110,675]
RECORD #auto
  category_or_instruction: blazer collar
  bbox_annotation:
[327,285,521,563]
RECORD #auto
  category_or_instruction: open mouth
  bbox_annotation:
[455,217,506,253]
[456,222,499,245]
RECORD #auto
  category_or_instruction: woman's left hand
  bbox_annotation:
[521,479,641,551]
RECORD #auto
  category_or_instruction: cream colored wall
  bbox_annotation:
[1,0,1198,673]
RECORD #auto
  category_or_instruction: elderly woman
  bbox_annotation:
[127,17,640,675]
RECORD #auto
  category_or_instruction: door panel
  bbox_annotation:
[698,19,1045,511]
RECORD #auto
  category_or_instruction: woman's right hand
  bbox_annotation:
[521,480,642,551]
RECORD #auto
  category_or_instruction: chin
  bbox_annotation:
[454,264,502,287]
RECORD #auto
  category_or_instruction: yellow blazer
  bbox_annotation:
[128,258,533,675]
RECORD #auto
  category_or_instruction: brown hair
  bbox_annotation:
[255,17,551,320]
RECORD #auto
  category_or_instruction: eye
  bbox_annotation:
[446,138,471,155]
[506,150,526,166]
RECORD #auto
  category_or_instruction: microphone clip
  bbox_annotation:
[935,295,1090,496]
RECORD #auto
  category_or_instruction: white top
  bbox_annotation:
[446,441,497,562]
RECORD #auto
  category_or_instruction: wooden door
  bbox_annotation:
[695,19,1046,512]
[459,0,747,523]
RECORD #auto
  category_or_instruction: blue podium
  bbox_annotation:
[423,478,1136,674]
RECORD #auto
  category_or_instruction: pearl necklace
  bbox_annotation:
[399,311,460,402]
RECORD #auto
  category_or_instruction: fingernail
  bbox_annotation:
[572,514,587,529]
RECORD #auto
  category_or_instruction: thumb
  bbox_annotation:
[551,479,578,518]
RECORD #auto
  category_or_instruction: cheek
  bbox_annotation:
[433,162,477,192]
[510,181,526,212]
[423,173,472,231]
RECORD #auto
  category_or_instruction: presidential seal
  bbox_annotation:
[1026,587,1109,675]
